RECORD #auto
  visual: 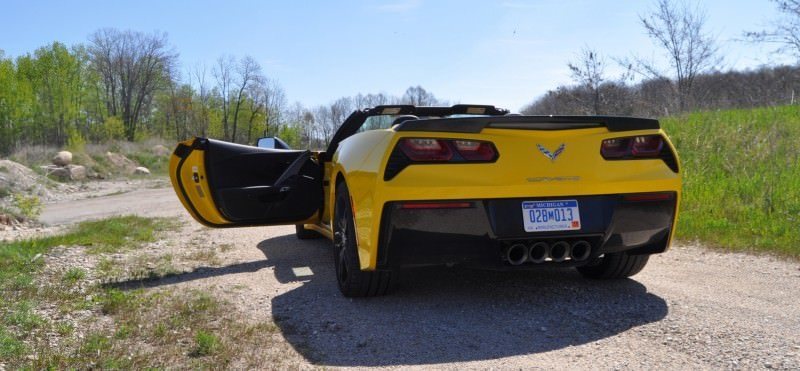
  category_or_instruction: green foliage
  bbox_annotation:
[90,116,125,142]
[4,301,46,332]
[126,151,168,176]
[62,267,86,284]
[11,193,41,221]
[0,327,26,359]
[0,216,173,294]
[191,330,221,357]
[664,105,800,257]
[66,127,86,153]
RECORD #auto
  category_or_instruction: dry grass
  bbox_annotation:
[0,216,296,369]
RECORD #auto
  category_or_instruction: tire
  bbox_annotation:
[295,224,322,240]
[576,252,650,279]
[333,182,395,297]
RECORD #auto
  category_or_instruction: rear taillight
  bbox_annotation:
[600,138,631,158]
[601,135,664,159]
[398,138,497,162]
[453,140,496,161]
[385,138,499,180]
[399,138,453,161]
[631,135,663,156]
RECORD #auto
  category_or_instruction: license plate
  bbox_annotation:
[522,200,581,232]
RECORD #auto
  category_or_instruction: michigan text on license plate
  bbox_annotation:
[521,200,581,232]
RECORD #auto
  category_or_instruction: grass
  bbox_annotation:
[663,105,800,257]
[126,152,168,176]
[0,215,290,368]
[192,330,221,357]
[0,215,173,364]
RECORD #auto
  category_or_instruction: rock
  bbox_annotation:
[105,152,138,174]
[52,151,73,166]
[42,164,86,181]
[42,165,70,180]
[66,165,86,180]
[134,167,151,175]
[151,144,170,157]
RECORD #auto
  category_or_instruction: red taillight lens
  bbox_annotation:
[399,138,453,161]
[453,140,497,161]
[601,135,664,159]
[631,135,664,157]
[600,138,631,158]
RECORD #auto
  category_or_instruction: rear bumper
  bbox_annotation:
[376,193,677,269]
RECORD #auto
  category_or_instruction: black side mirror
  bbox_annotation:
[256,136,290,149]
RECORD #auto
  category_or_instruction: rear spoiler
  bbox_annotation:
[394,115,660,133]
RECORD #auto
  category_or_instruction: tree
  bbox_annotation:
[213,55,235,141]
[230,56,261,143]
[401,86,442,106]
[568,48,607,114]
[88,29,178,140]
[636,0,720,112]
[746,0,800,61]
[263,78,286,136]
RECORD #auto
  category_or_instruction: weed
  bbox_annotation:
[11,193,42,221]
[4,301,46,332]
[56,322,74,336]
[99,289,141,315]
[81,333,111,354]
[191,330,221,357]
[62,267,86,284]
[0,327,25,358]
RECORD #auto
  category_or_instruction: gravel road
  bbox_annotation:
[42,187,800,369]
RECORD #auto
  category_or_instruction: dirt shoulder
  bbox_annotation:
[15,188,800,369]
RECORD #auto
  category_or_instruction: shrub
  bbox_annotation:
[11,193,41,221]
[191,330,220,357]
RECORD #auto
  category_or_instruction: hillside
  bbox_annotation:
[663,105,800,257]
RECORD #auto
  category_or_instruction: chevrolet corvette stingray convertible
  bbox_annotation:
[169,104,681,297]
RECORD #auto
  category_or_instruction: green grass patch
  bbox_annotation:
[663,105,800,257]
[191,330,221,357]
[126,152,168,176]
[62,267,86,284]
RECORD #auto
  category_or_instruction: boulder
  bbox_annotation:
[151,144,170,157]
[134,166,151,175]
[66,164,86,180]
[105,152,138,174]
[41,164,86,180]
[52,151,73,166]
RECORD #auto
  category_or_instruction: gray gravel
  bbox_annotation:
[40,187,800,369]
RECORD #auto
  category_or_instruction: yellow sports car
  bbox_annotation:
[169,104,681,297]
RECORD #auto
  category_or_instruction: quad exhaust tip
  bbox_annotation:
[570,240,592,262]
[504,240,593,265]
[528,242,548,263]
[548,241,571,263]
[506,243,529,266]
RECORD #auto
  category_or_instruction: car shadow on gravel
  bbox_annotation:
[258,234,669,367]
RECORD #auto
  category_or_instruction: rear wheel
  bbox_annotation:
[576,252,650,279]
[295,224,322,240]
[333,182,394,297]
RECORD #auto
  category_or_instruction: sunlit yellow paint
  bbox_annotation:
[330,126,681,270]
[171,125,681,272]
[169,138,230,227]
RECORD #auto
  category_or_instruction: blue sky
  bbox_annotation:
[0,0,789,110]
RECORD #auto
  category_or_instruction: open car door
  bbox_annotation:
[169,137,322,228]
